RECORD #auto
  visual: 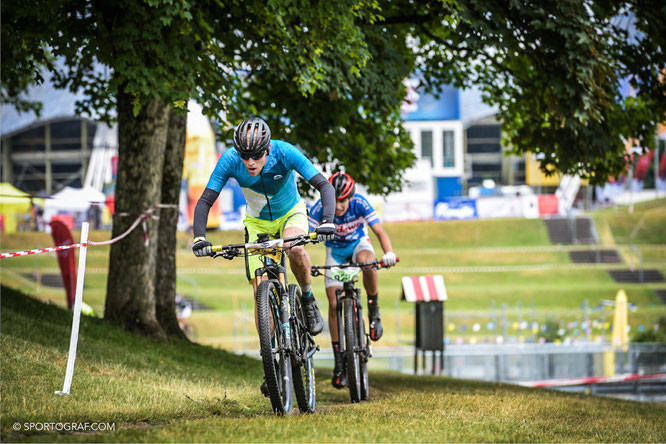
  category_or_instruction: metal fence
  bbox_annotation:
[304,342,666,384]
[440,342,666,382]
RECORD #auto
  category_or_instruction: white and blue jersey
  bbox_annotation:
[309,195,380,249]
[206,140,319,220]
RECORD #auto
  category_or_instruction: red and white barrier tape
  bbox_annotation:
[0,204,177,259]
[520,372,666,388]
[1,243,87,259]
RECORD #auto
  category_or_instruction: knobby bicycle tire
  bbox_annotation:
[344,296,362,403]
[358,312,369,401]
[256,280,293,414]
[288,285,316,413]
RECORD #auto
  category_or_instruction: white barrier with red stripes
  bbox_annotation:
[519,372,666,388]
[401,275,448,302]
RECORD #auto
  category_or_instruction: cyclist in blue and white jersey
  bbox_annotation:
[309,172,397,389]
[191,117,336,338]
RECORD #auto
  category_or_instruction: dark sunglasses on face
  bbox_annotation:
[239,150,266,161]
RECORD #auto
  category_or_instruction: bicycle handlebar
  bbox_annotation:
[310,257,400,276]
[209,232,319,259]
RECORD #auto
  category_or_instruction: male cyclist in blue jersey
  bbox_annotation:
[309,172,397,389]
[191,117,336,339]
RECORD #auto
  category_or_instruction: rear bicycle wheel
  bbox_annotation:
[256,280,293,414]
[344,295,362,403]
[289,285,316,413]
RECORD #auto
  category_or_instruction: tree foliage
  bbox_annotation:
[4,0,664,187]
[404,0,666,184]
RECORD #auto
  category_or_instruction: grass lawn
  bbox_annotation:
[2,287,665,443]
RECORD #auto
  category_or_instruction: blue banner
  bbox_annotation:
[434,199,478,220]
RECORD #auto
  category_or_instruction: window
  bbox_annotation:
[421,130,433,167]
[467,143,501,154]
[467,125,500,139]
[472,163,502,173]
[442,130,454,167]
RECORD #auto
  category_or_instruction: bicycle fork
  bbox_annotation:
[336,286,364,355]
[276,286,292,354]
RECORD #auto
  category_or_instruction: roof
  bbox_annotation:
[402,83,460,121]
[400,82,499,126]
[0,182,45,210]
[0,66,108,137]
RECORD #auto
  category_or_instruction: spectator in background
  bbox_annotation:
[87,203,101,229]
[175,294,193,322]
[30,199,44,231]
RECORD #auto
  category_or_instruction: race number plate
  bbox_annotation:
[330,267,360,283]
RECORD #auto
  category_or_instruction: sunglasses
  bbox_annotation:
[239,150,267,161]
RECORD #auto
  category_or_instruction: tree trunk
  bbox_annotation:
[155,108,187,338]
[104,90,169,340]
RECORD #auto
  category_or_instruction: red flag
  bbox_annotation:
[49,220,77,309]
[634,151,654,181]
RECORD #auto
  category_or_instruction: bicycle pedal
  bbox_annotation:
[368,343,373,358]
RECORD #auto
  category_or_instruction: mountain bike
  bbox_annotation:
[211,232,320,414]
[311,259,398,403]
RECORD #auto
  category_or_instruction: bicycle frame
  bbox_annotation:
[311,259,398,402]
[210,231,320,414]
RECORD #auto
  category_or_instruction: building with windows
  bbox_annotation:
[367,83,465,222]
[1,79,117,195]
[466,114,525,187]
[371,84,532,221]
[2,117,99,194]
[402,84,465,200]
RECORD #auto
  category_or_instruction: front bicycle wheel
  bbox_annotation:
[358,313,370,401]
[289,285,316,413]
[257,280,293,414]
[344,295,362,403]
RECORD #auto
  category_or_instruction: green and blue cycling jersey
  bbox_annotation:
[206,140,319,221]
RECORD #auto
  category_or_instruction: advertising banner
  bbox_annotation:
[49,219,77,309]
[183,102,221,228]
[476,196,524,219]
[434,199,478,220]
[538,194,559,216]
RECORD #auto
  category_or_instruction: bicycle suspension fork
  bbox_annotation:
[335,288,345,353]
[336,284,363,354]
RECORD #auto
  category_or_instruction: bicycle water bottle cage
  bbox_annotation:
[330,267,360,283]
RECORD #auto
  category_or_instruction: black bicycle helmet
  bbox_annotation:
[329,172,355,200]
[233,117,271,155]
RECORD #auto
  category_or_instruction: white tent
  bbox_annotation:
[44,186,106,222]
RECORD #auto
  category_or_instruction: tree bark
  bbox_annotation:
[155,108,187,338]
[104,89,169,340]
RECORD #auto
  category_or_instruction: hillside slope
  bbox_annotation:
[2,287,665,443]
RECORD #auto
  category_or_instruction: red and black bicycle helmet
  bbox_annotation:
[233,117,271,156]
[330,172,355,200]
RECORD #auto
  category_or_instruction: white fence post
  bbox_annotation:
[56,222,90,396]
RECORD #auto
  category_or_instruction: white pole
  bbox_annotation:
[56,222,89,396]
